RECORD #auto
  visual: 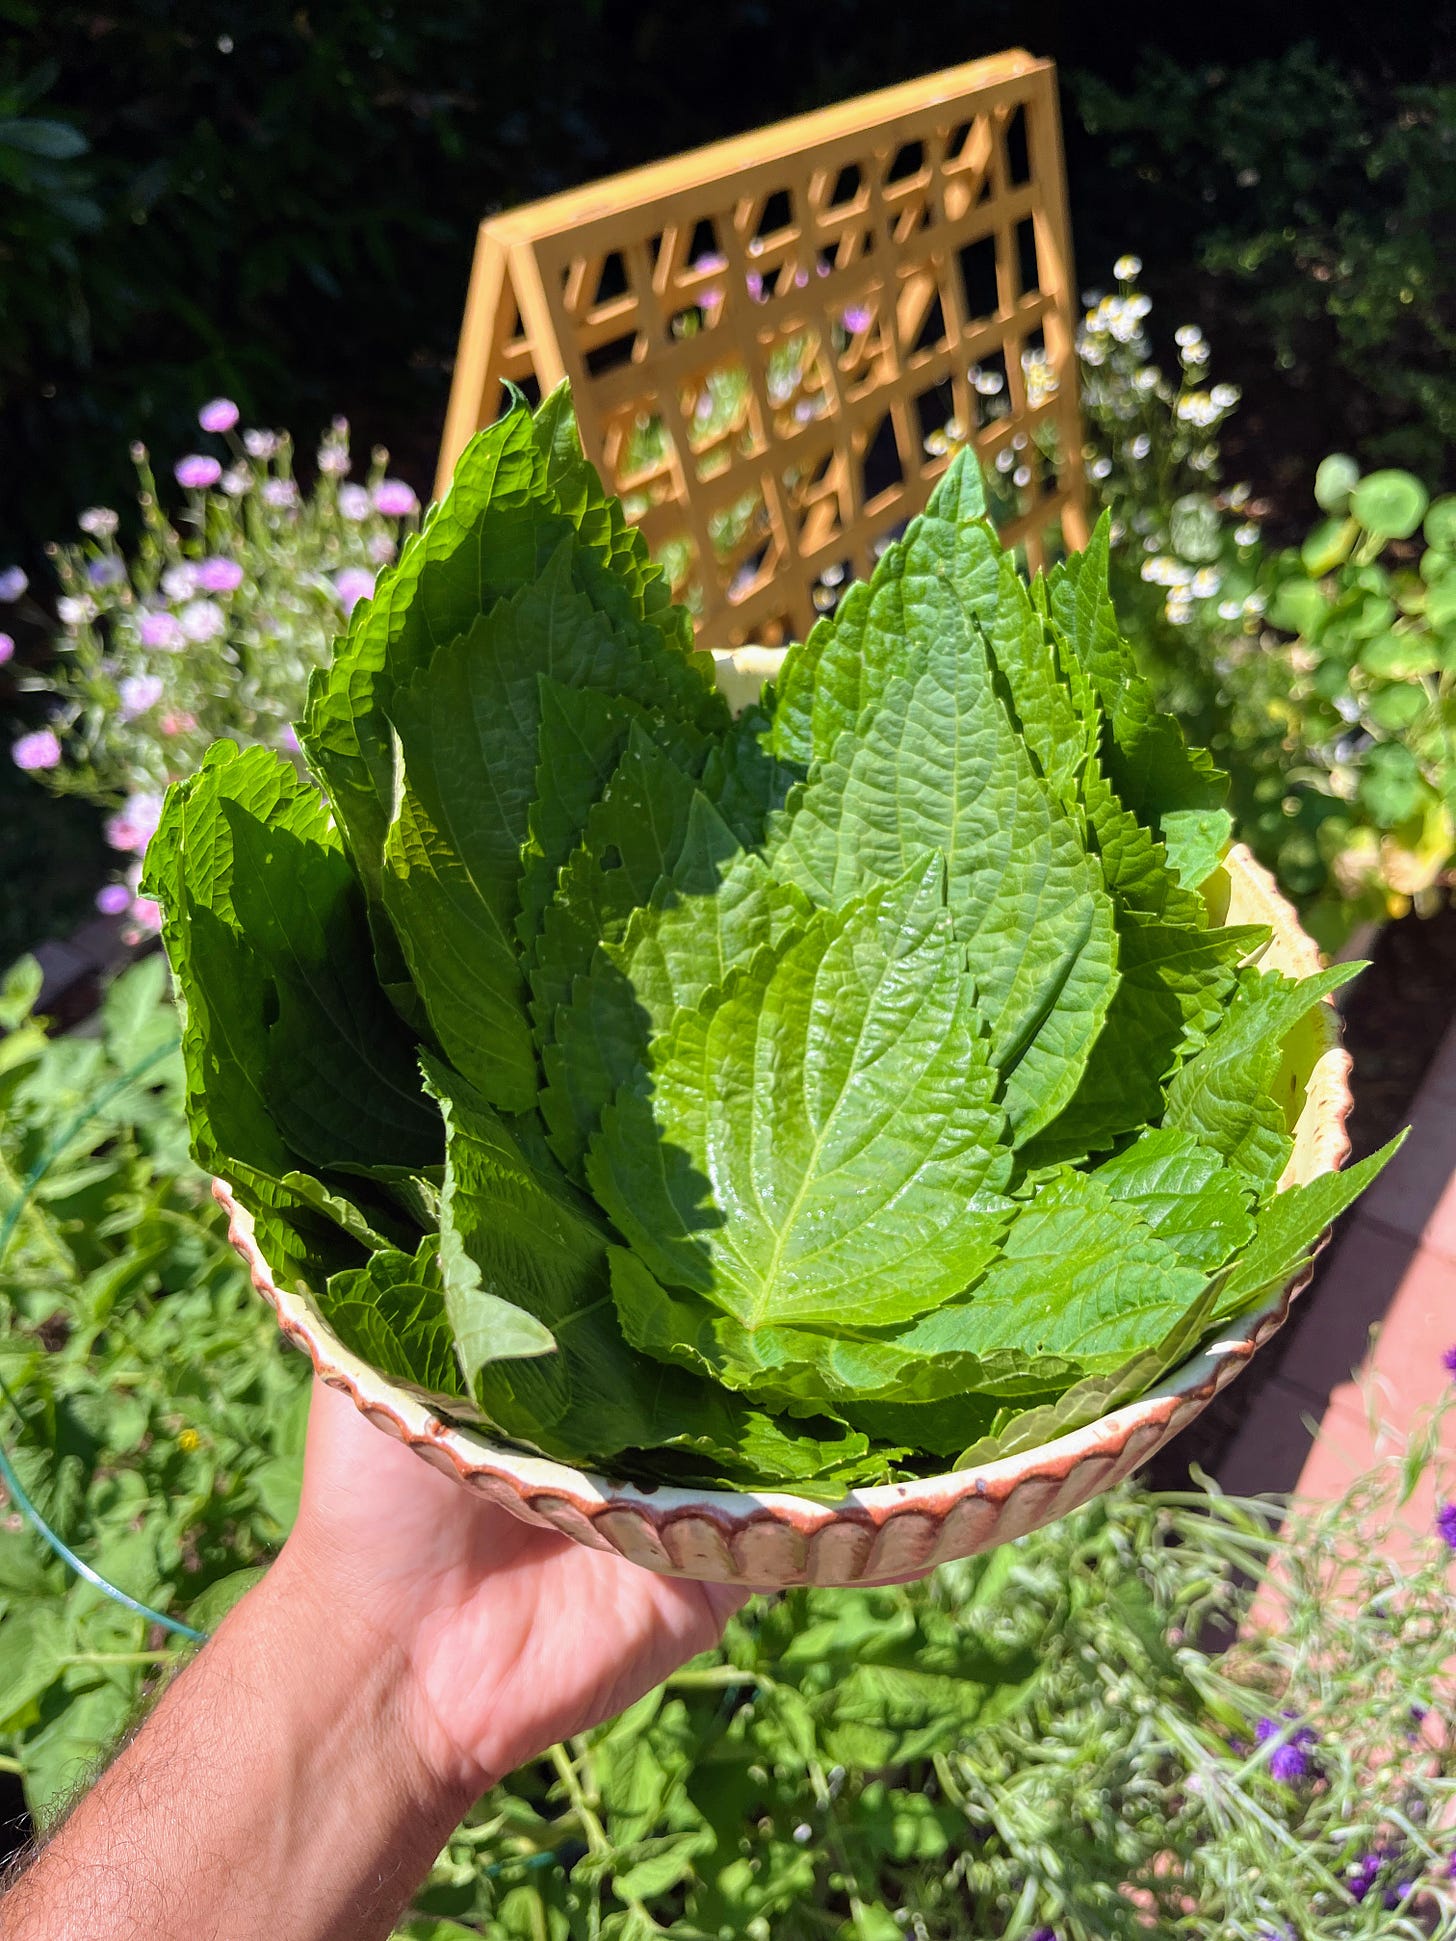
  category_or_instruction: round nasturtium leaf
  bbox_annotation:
[1359,631,1441,680]
[1314,452,1361,515]
[1349,593,1396,640]
[1268,576,1327,639]
[1358,742,1426,829]
[1424,495,1456,552]
[1424,576,1456,631]
[1351,469,1430,543]
[1367,684,1427,732]
[1300,516,1357,577]
[1312,656,1352,702]
[1420,546,1454,585]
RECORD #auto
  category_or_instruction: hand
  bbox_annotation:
[282,1375,748,1804]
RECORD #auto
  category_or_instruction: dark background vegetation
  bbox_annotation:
[1,0,1453,955]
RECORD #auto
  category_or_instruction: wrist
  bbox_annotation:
[269,1511,492,1813]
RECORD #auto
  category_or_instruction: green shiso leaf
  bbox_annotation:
[149,386,1399,1494]
[765,518,1119,1146]
[587,858,1012,1331]
[1209,1132,1407,1325]
[1162,962,1363,1190]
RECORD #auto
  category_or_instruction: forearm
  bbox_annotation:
[0,1541,472,1941]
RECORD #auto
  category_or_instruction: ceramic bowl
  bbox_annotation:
[216,843,1351,1588]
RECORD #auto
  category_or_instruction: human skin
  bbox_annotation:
[0,1376,746,1941]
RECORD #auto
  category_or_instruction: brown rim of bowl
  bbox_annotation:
[216,843,1353,1587]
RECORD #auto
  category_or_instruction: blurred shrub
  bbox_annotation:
[0,0,1040,557]
[1076,261,1456,952]
[404,1443,1456,1939]
[1076,46,1456,480]
[0,953,307,1819]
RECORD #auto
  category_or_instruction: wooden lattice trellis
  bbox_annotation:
[437,50,1088,649]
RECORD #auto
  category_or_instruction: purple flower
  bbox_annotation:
[372,478,419,518]
[198,397,239,434]
[366,532,396,566]
[161,562,198,601]
[0,633,12,666]
[317,445,351,476]
[126,895,162,936]
[278,724,301,755]
[1256,1714,1317,1784]
[95,882,131,916]
[136,609,184,651]
[220,466,250,498]
[175,454,222,490]
[179,598,226,643]
[261,478,299,509]
[87,555,127,588]
[118,674,164,720]
[56,594,96,626]
[0,566,28,602]
[78,506,119,538]
[693,250,728,275]
[841,303,874,334]
[243,428,279,460]
[1443,1344,1456,1377]
[1437,1501,1456,1550]
[195,556,244,594]
[746,270,765,302]
[1348,1853,1382,1902]
[333,567,376,615]
[338,483,371,522]
[12,728,61,771]
[104,794,163,854]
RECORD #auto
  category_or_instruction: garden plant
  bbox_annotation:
[1,400,419,936]
[1070,260,1456,952]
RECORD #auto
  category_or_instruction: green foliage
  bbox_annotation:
[1076,48,1456,478]
[0,954,307,1818]
[1073,262,1456,951]
[144,390,1392,1492]
[399,1441,1456,1940]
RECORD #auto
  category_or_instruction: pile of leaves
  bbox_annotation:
[142,389,1396,1493]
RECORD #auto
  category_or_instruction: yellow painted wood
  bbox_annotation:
[436,52,1087,647]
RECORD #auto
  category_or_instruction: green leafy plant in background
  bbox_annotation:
[0,953,308,1820]
[2,403,418,937]
[1227,460,1456,942]
[140,387,1396,1494]
[393,1433,1456,1941]
[1071,261,1456,952]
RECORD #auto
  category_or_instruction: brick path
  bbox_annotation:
[1220,1018,1456,1546]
